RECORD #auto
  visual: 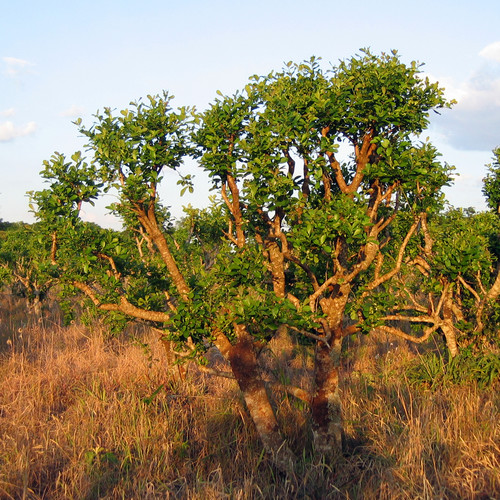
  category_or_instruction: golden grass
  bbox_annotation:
[0,299,498,499]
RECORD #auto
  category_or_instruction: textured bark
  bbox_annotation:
[227,328,295,473]
[309,291,349,459]
[50,231,57,266]
[311,338,343,458]
[32,293,43,319]
[442,288,459,358]
[267,240,286,298]
[475,265,500,333]
[136,208,190,301]
[441,323,459,358]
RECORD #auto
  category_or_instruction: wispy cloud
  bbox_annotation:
[429,42,500,151]
[0,108,16,117]
[479,41,500,63]
[0,121,37,142]
[60,104,85,118]
[3,56,35,77]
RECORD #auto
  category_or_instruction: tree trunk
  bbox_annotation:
[441,323,459,358]
[311,338,343,458]
[227,327,295,473]
[310,292,349,459]
[31,293,42,319]
[475,264,500,333]
[160,337,187,381]
[442,287,459,358]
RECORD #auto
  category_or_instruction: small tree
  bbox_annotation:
[483,147,500,215]
[0,223,55,318]
[371,149,500,358]
[371,208,499,358]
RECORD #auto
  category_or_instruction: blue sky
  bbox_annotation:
[2,0,500,227]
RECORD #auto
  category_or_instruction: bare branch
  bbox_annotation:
[381,314,436,324]
[97,252,122,280]
[285,325,329,345]
[361,216,420,297]
[73,281,171,323]
[284,251,319,291]
[458,275,481,304]
[376,323,440,344]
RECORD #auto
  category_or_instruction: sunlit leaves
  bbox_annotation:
[482,147,500,215]
[29,151,102,225]
[79,92,195,209]
[290,196,371,256]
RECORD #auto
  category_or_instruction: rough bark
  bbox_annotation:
[442,287,459,358]
[475,264,500,333]
[311,336,343,458]
[310,292,349,459]
[227,327,295,473]
[136,208,190,301]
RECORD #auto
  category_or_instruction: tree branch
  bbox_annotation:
[376,323,440,344]
[361,216,420,297]
[73,281,171,323]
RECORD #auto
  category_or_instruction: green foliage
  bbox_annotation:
[78,92,194,206]
[26,51,467,370]
[482,147,500,215]
[29,151,102,225]
[0,223,56,304]
[331,49,454,138]
[290,195,371,259]
[431,209,494,281]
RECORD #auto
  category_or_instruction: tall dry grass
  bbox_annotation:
[0,295,498,499]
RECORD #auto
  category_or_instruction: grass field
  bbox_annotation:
[0,294,498,499]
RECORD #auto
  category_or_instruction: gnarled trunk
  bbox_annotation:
[442,286,459,358]
[311,292,349,459]
[226,327,295,473]
[441,323,459,358]
[311,338,343,457]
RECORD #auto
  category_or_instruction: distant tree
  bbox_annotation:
[370,149,500,357]
[483,147,500,215]
[0,223,54,317]
[371,208,500,357]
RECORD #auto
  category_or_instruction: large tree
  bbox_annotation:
[31,51,455,469]
[195,50,454,455]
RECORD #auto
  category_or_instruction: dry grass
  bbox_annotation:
[0,296,498,499]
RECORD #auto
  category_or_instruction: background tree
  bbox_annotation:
[369,207,500,359]
[0,222,55,318]
[483,147,500,215]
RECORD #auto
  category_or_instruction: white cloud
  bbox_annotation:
[3,56,34,77]
[0,108,15,117]
[426,61,500,151]
[60,104,85,117]
[479,41,500,63]
[0,121,37,142]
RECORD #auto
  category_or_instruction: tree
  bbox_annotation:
[0,222,55,318]
[194,50,454,456]
[31,51,456,469]
[370,208,500,358]
[483,147,500,215]
[369,148,500,358]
